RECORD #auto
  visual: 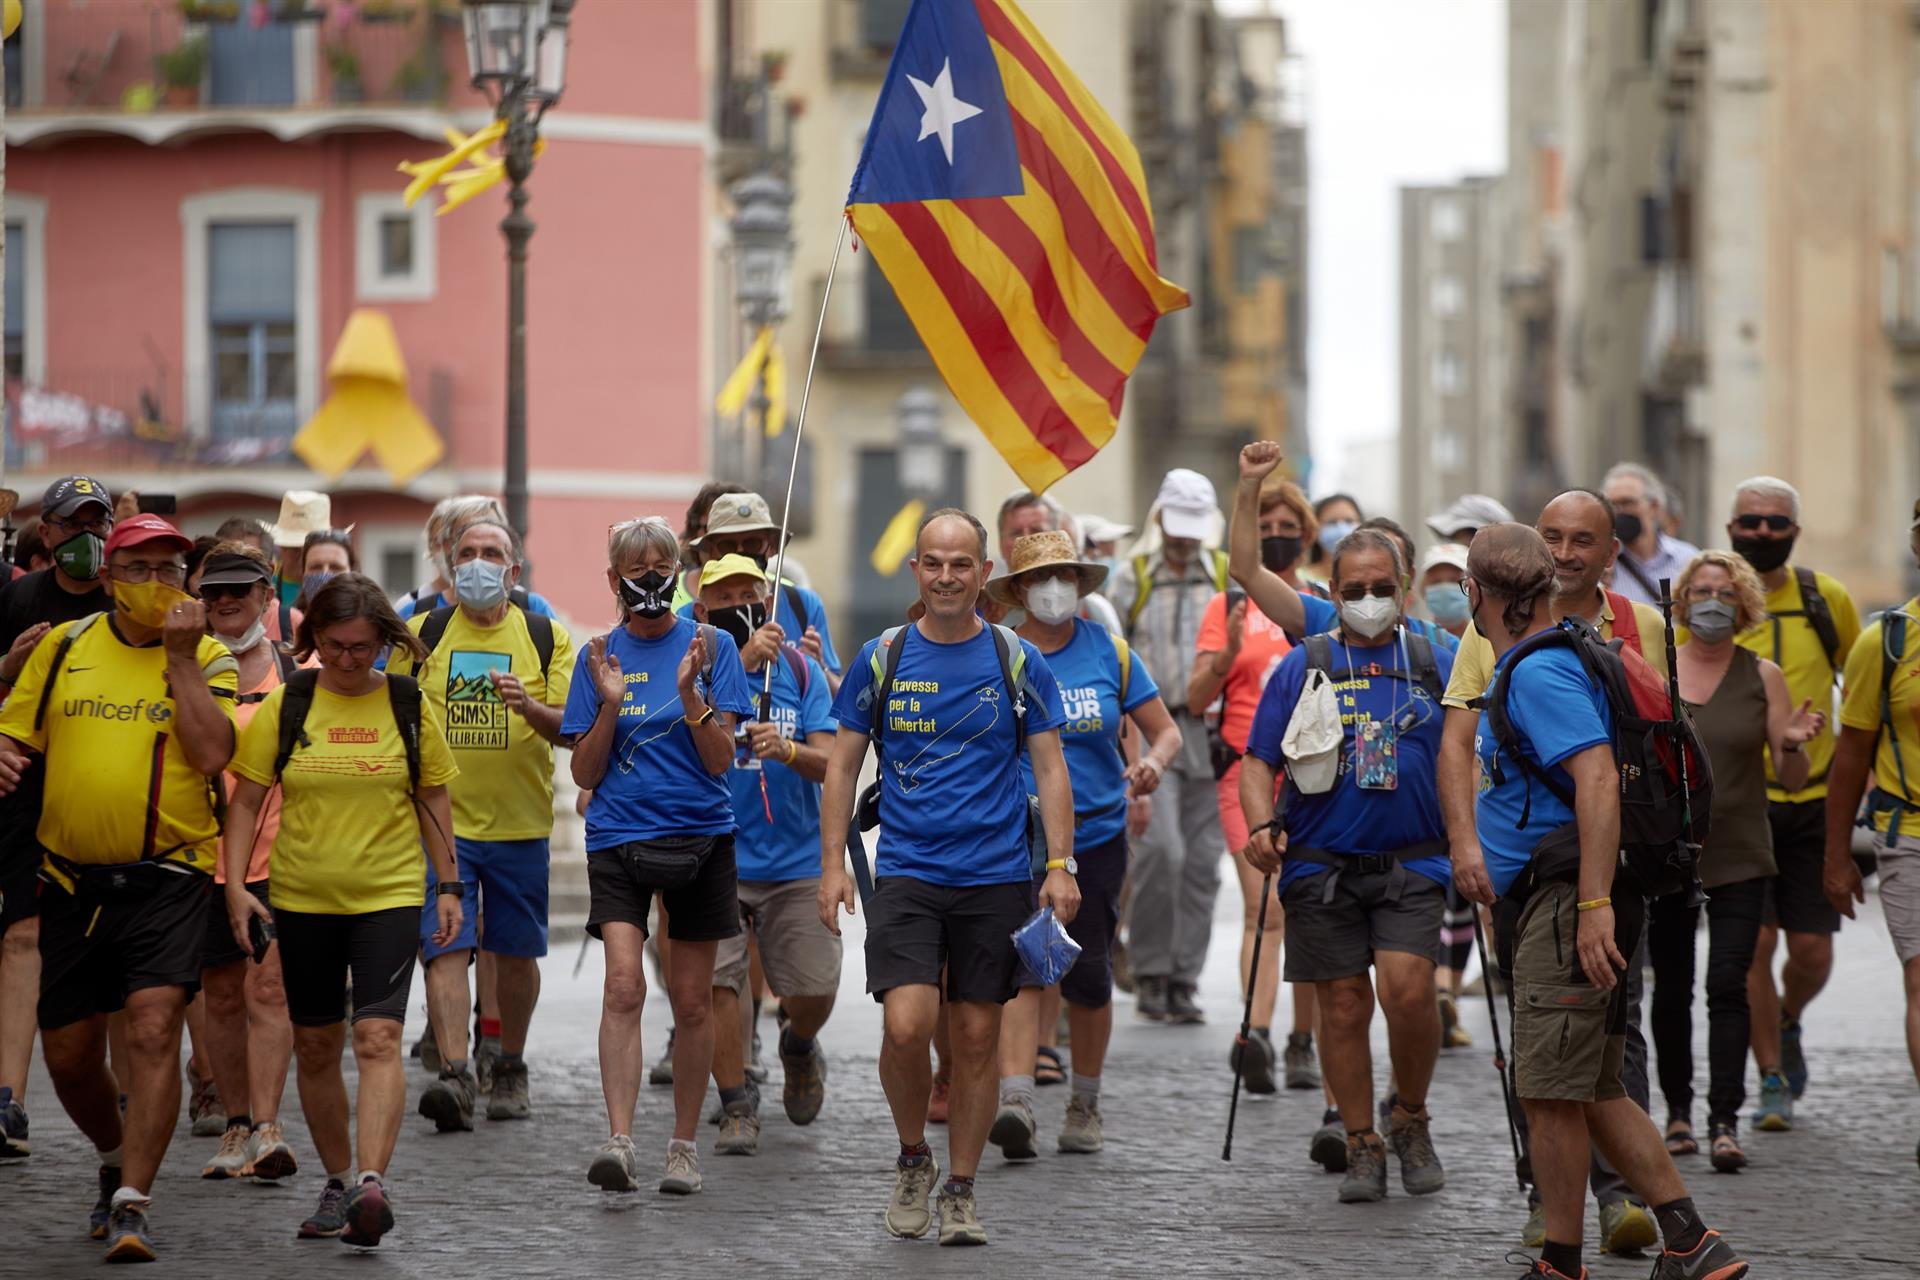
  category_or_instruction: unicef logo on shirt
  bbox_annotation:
[147,702,172,724]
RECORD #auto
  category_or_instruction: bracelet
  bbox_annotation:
[783,738,798,765]
[1575,897,1611,913]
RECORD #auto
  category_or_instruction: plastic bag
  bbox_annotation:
[1012,906,1083,987]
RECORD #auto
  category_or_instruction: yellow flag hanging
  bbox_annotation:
[870,499,926,577]
[292,310,445,485]
[714,326,788,437]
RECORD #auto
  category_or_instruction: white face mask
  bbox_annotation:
[1338,594,1399,640]
[1024,577,1080,625]
[220,617,268,655]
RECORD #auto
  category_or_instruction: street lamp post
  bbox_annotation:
[896,385,945,501]
[461,0,571,564]
[728,169,793,484]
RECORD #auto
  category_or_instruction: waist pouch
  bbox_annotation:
[1285,840,1446,905]
[612,836,717,890]
[46,854,202,906]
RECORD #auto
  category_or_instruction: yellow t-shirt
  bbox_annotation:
[1736,568,1861,803]
[1838,599,1920,840]
[0,616,238,885]
[1443,592,1669,708]
[231,678,460,915]
[388,606,575,840]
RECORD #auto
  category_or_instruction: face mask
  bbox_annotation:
[1338,594,1399,640]
[219,618,268,655]
[1687,599,1738,643]
[1024,577,1080,626]
[302,571,338,602]
[1614,512,1644,546]
[1425,585,1473,627]
[1732,533,1794,575]
[1260,535,1302,574]
[52,531,105,582]
[114,579,192,630]
[453,558,511,611]
[1317,521,1356,555]
[619,569,675,619]
[707,601,767,653]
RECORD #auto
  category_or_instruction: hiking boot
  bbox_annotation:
[1708,1121,1747,1173]
[780,1038,828,1126]
[1519,1201,1546,1248]
[659,1144,702,1194]
[1780,1015,1808,1098]
[103,1201,155,1262]
[340,1177,393,1247]
[298,1178,349,1238]
[1230,1027,1277,1094]
[474,1036,500,1096]
[487,1058,531,1121]
[588,1134,638,1192]
[649,1029,676,1085]
[1058,1095,1103,1153]
[1134,975,1169,1022]
[989,1095,1039,1161]
[1649,1229,1750,1279]
[1597,1199,1657,1255]
[1387,1105,1445,1195]
[927,1072,952,1124]
[1505,1255,1585,1279]
[418,1066,476,1133]
[245,1121,297,1181]
[936,1186,988,1246]
[89,1164,120,1240]
[1283,1031,1320,1089]
[1167,981,1204,1024]
[1438,989,1472,1048]
[715,1100,761,1156]
[201,1122,253,1179]
[1308,1111,1348,1172]
[1751,1071,1792,1132]
[0,1088,28,1158]
[413,1020,443,1074]
[747,1027,769,1084]
[1337,1133,1388,1202]
[885,1153,940,1239]
[186,1069,224,1138]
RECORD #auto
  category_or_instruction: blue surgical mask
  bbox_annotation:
[1425,585,1472,627]
[453,558,511,611]
[1318,521,1357,555]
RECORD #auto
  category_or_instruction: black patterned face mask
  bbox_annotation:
[619,570,674,619]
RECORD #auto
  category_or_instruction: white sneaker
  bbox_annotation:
[884,1153,940,1239]
[588,1134,638,1192]
[201,1124,251,1179]
[659,1143,702,1195]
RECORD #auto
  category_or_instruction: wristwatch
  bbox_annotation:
[686,705,716,728]
[1046,857,1079,875]
[436,880,466,898]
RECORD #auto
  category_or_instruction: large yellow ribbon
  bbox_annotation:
[870,499,926,577]
[397,121,546,217]
[292,310,445,485]
[714,327,787,437]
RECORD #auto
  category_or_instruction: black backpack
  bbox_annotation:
[1302,629,1444,700]
[1768,566,1843,674]
[273,668,422,795]
[417,603,557,682]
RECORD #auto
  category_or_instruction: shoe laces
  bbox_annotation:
[666,1146,698,1177]
[216,1126,249,1159]
[316,1182,347,1214]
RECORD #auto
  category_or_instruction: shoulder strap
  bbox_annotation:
[277,600,294,643]
[1617,553,1660,600]
[1792,567,1842,670]
[781,643,809,698]
[272,644,298,684]
[1880,612,1912,806]
[385,673,423,794]
[509,585,531,611]
[1109,630,1132,707]
[1127,554,1152,633]
[1209,549,1230,592]
[1605,592,1645,656]
[33,612,103,734]
[868,624,910,751]
[782,582,806,633]
[523,609,556,681]
[273,668,323,780]
[1405,630,1443,700]
[1303,632,1334,675]
[418,605,457,659]
[989,623,1028,756]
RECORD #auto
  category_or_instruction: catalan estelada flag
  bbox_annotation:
[847,0,1188,494]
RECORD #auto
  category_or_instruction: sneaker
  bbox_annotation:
[186,1069,224,1138]
[1230,1028,1277,1095]
[1167,981,1204,1024]
[649,1029,676,1086]
[414,1020,443,1074]
[715,1100,761,1156]
[747,1027,770,1084]
[780,1038,828,1126]
[1058,1095,1103,1153]
[885,1153,940,1239]
[103,1201,155,1262]
[1520,1201,1546,1248]
[1780,1015,1808,1098]
[1337,1133,1388,1203]
[1751,1071,1792,1132]
[989,1095,1039,1161]
[927,1072,952,1125]
[90,1164,120,1239]
[340,1177,393,1248]
[1387,1105,1445,1195]
[418,1066,476,1133]
[487,1058,531,1121]
[0,1088,28,1158]
[659,1144,702,1195]
[588,1134,638,1192]
[245,1121,297,1181]
[936,1186,988,1246]
[1439,989,1473,1048]
[1505,1255,1585,1279]
[1308,1113,1348,1173]
[1134,975,1169,1022]
[1708,1121,1747,1173]
[201,1122,253,1179]
[298,1178,349,1238]
[474,1036,500,1097]
[1649,1228,1750,1279]
[1284,1031,1320,1089]
[1597,1199,1657,1255]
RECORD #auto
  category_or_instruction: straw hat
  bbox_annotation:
[269,490,335,548]
[985,530,1109,608]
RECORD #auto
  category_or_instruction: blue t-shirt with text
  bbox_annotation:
[730,649,835,882]
[560,617,755,851]
[1017,619,1158,850]
[833,624,1065,887]
[1246,629,1453,892]
[677,580,840,675]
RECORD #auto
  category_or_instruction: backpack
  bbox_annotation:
[1478,616,1712,901]
[865,622,1029,755]
[1302,629,1445,703]
[1126,548,1231,635]
[417,603,557,682]
[235,645,299,705]
[1867,609,1919,830]
[273,668,422,795]
[1603,591,1647,660]
[1767,567,1843,674]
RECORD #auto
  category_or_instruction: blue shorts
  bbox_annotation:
[422,837,551,961]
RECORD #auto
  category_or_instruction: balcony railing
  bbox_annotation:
[12,0,465,115]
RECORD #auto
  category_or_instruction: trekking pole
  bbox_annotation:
[1471,910,1528,1194]
[1222,872,1274,1161]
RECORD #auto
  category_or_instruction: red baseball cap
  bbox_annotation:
[103,514,193,559]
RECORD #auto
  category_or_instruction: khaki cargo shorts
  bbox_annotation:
[714,877,844,998]
[1510,879,1642,1103]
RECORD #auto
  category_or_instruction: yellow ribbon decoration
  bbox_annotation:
[870,499,926,577]
[714,327,788,437]
[762,339,786,438]
[292,310,445,485]
[398,119,505,208]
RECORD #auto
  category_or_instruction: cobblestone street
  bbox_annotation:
[6,890,1917,1279]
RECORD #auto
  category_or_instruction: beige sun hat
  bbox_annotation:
[985,529,1110,608]
[269,490,335,548]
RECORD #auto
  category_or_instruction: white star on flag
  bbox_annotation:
[907,57,983,165]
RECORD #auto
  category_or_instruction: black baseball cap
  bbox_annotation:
[197,551,273,590]
[42,475,113,520]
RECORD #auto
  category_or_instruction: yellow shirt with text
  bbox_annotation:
[1443,593,1669,708]
[231,679,459,915]
[1838,599,1920,840]
[1736,568,1860,803]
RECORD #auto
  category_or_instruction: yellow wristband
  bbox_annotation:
[783,738,798,764]
[1045,859,1070,872]
[1575,897,1611,912]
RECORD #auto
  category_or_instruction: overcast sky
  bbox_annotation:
[1222,0,1506,494]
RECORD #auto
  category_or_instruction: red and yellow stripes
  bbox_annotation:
[847,0,1189,495]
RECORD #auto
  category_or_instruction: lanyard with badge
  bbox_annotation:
[1345,629,1407,792]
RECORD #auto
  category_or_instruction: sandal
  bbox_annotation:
[1664,1120,1698,1156]
[1708,1122,1746,1173]
[1034,1046,1067,1086]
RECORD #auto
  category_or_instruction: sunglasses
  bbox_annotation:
[1336,583,1399,602]
[1732,514,1793,532]
[199,582,259,603]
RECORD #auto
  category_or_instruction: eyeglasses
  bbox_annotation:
[1732,514,1793,532]
[111,562,186,586]
[1685,587,1741,604]
[199,582,258,603]
[1336,583,1399,602]
[48,513,111,536]
[316,639,379,661]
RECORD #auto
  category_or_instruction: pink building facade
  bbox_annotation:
[5,0,715,622]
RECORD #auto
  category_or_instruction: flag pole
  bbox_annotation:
[762,215,851,719]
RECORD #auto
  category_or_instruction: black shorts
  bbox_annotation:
[1281,863,1446,983]
[1763,800,1840,935]
[201,881,269,970]
[585,835,740,943]
[865,876,1034,1006]
[1017,833,1128,1009]
[274,905,418,1027]
[38,865,210,1031]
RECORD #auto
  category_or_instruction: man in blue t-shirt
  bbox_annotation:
[818,509,1076,1247]
[1240,529,1453,1205]
[690,556,839,1153]
[1457,524,1747,1280]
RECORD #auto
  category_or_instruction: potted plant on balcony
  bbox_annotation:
[428,0,463,27]
[157,35,208,107]
[391,54,439,102]
[358,0,413,24]
[275,0,329,21]
[178,0,241,21]
[325,42,363,102]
